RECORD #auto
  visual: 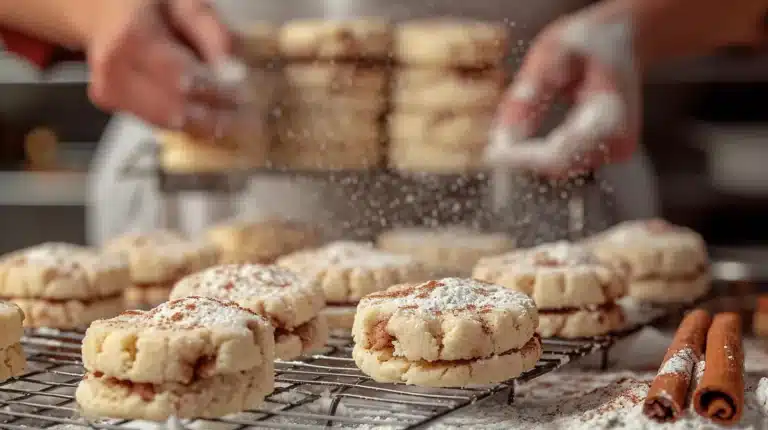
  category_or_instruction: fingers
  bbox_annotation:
[166,0,231,63]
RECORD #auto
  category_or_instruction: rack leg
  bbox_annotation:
[507,382,516,405]
[600,347,610,370]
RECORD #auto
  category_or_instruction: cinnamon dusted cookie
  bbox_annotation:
[392,68,504,112]
[588,219,711,304]
[472,241,626,310]
[0,301,26,381]
[284,63,388,96]
[106,230,219,308]
[206,218,322,265]
[170,264,328,360]
[279,19,392,60]
[0,243,129,329]
[277,241,429,329]
[352,278,540,387]
[394,19,508,68]
[377,226,514,277]
[76,296,274,420]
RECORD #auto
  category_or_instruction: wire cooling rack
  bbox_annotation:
[0,299,698,430]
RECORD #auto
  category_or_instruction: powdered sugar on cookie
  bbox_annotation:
[362,278,536,317]
[380,227,513,250]
[106,297,267,331]
[601,219,703,248]
[482,241,601,273]
[173,264,318,300]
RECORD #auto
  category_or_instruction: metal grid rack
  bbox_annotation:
[0,302,687,430]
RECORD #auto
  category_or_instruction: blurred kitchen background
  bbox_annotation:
[0,14,767,276]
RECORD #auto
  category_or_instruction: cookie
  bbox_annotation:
[271,141,383,171]
[11,296,125,330]
[394,19,508,67]
[388,140,484,173]
[158,130,269,173]
[106,230,220,308]
[388,111,493,149]
[0,301,26,382]
[352,278,540,387]
[377,227,514,277]
[0,301,24,349]
[279,19,392,60]
[0,243,129,329]
[76,296,274,420]
[392,67,503,111]
[472,241,626,310]
[169,264,327,359]
[537,304,626,339]
[280,89,387,115]
[588,219,710,304]
[284,63,388,95]
[206,218,321,265]
[277,241,428,304]
[0,343,26,382]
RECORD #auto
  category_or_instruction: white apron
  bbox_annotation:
[86,0,658,246]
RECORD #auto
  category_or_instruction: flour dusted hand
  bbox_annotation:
[86,0,243,139]
[486,4,639,177]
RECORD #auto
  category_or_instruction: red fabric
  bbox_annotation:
[0,28,55,68]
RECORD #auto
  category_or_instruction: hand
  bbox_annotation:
[86,0,243,139]
[486,4,640,177]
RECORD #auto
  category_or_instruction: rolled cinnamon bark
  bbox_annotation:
[693,312,745,426]
[643,309,712,422]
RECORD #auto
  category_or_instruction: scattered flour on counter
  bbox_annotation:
[757,378,768,415]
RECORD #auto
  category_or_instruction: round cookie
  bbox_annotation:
[537,304,626,339]
[0,243,130,329]
[472,241,626,310]
[77,296,275,421]
[352,278,540,387]
[169,264,328,359]
[206,219,322,265]
[0,301,26,382]
[394,19,508,68]
[106,230,220,308]
[270,141,383,171]
[279,19,392,60]
[377,226,514,277]
[237,22,279,63]
[587,219,711,304]
[392,68,504,112]
[276,241,429,304]
[0,301,25,348]
[0,343,26,382]
[80,296,274,384]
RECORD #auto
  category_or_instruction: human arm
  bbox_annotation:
[487,0,768,177]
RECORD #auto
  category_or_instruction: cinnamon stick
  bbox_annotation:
[693,312,745,426]
[643,309,712,423]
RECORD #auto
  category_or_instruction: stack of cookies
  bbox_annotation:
[0,243,129,329]
[0,301,26,382]
[277,241,428,330]
[473,241,627,338]
[105,230,220,308]
[170,264,328,360]
[377,226,515,277]
[389,19,508,173]
[76,297,275,420]
[271,19,391,170]
[588,219,711,304]
[352,278,541,387]
[206,218,322,264]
